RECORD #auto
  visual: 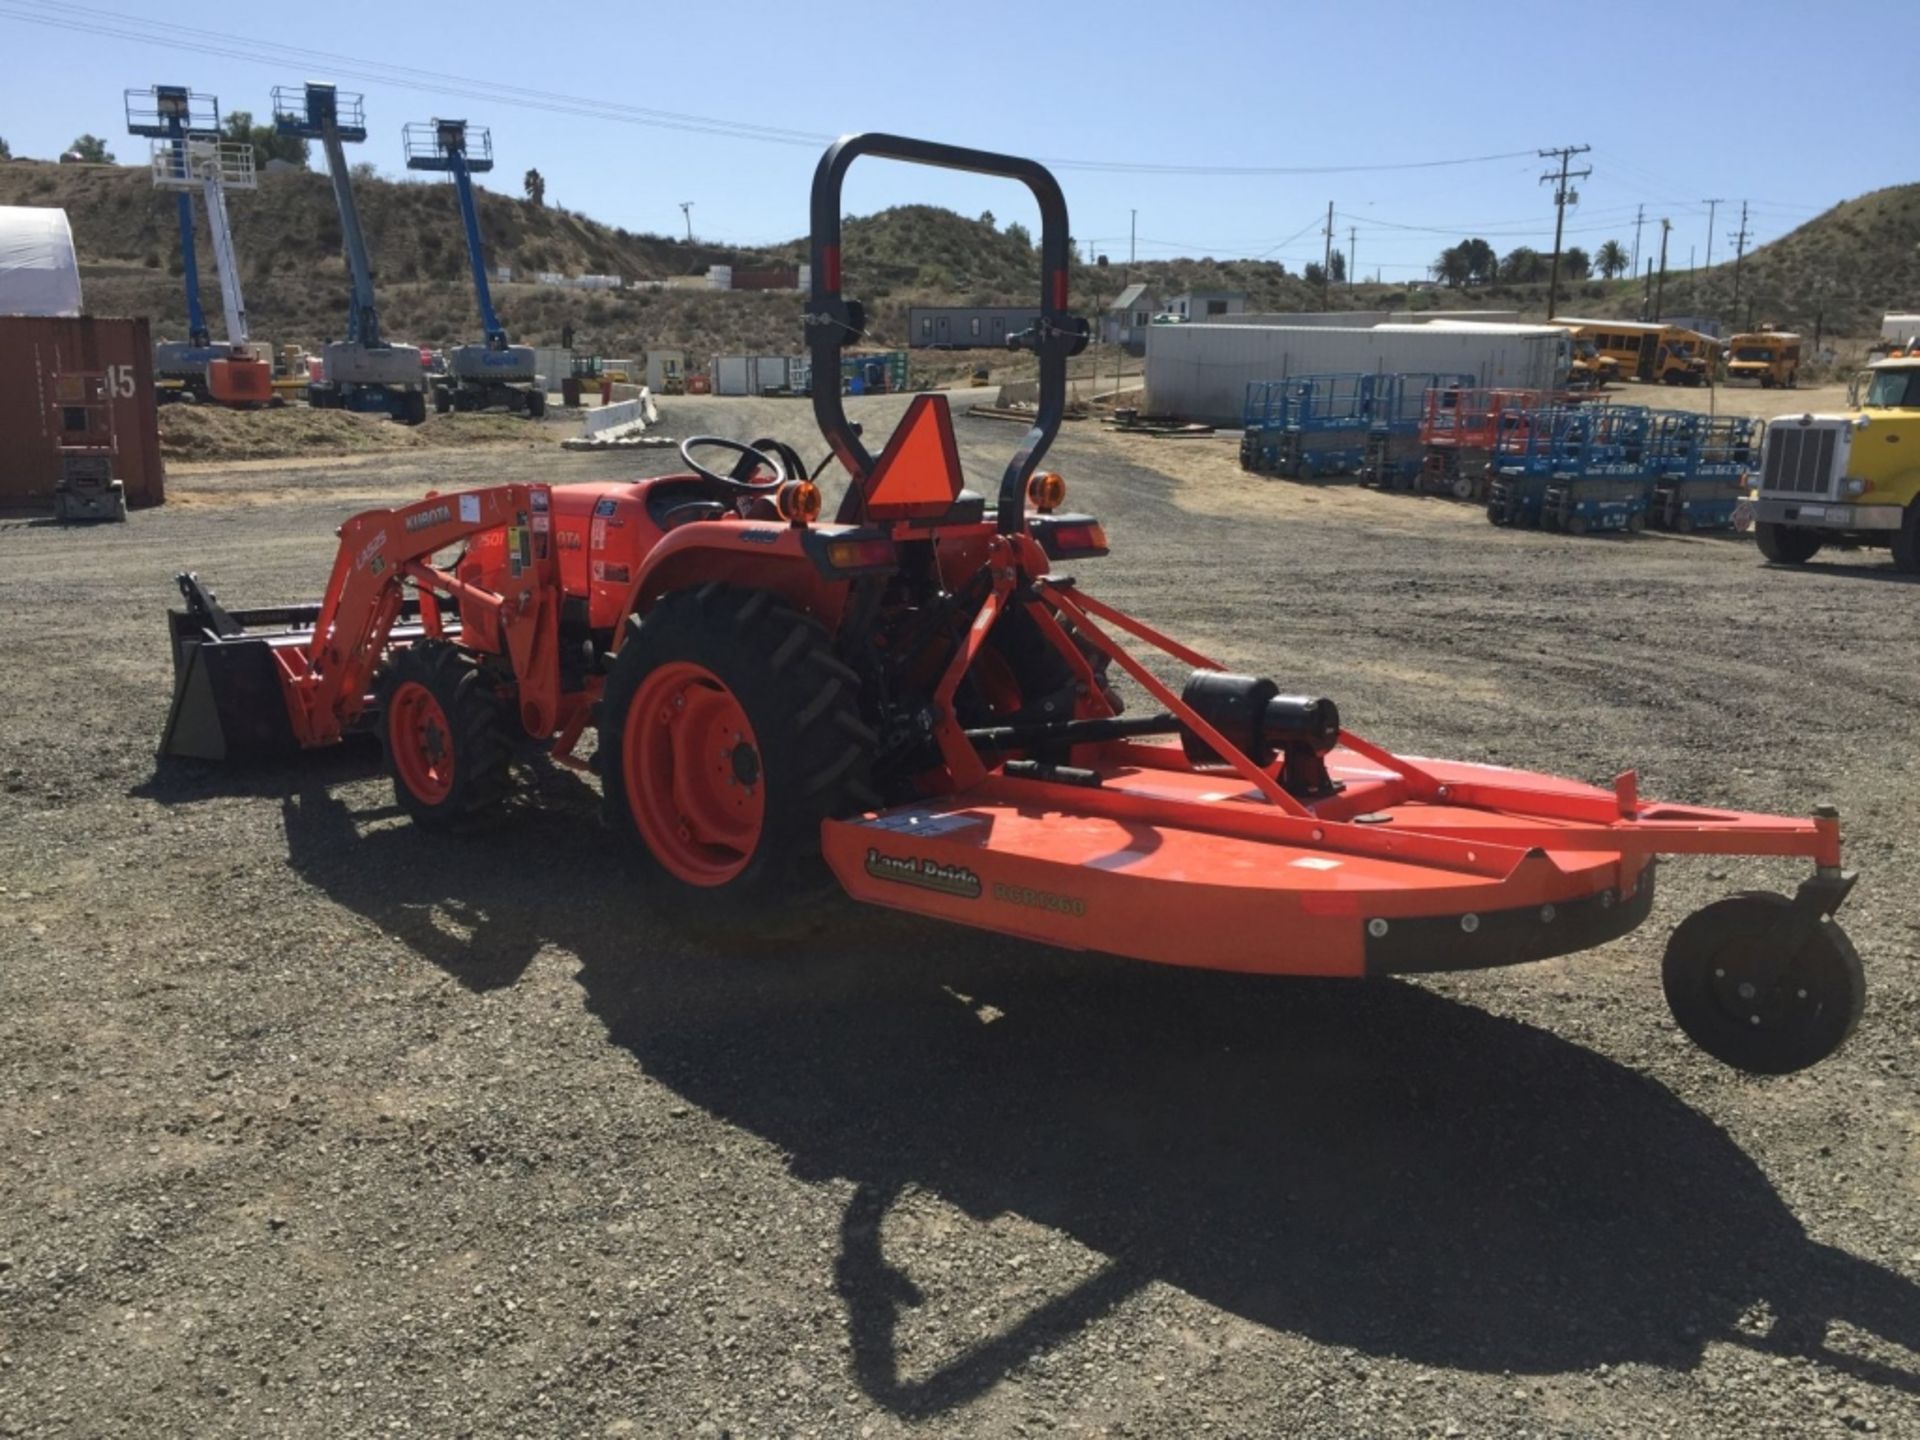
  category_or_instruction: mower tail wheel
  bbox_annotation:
[1662,891,1864,1074]
[598,584,876,906]
[376,641,515,826]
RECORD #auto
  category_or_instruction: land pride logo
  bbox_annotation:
[863,848,982,900]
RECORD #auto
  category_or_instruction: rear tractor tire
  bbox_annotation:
[377,640,515,827]
[598,585,877,907]
[1756,522,1823,565]
[1662,892,1864,1074]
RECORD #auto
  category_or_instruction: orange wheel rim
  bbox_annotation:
[389,680,456,803]
[622,662,765,885]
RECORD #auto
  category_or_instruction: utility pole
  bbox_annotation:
[1731,200,1750,307]
[678,201,694,243]
[1128,208,1136,275]
[1348,224,1357,291]
[1321,200,1334,308]
[1538,143,1591,321]
[1643,257,1654,320]
[1631,203,1645,278]
[1701,198,1723,272]
[1654,217,1672,321]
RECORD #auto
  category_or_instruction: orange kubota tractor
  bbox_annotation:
[160,135,1867,1077]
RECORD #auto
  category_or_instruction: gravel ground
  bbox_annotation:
[2,393,1916,1439]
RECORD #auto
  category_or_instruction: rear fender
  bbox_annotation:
[613,522,851,644]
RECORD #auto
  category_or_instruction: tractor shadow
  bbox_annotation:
[280,781,1920,1419]
[1762,558,1920,585]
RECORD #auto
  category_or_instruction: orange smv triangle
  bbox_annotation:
[863,393,964,521]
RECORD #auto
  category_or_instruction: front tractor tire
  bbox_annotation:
[1755,522,1823,565]
[598,585,876,906]
[1661,892,1865,1075]
[1891,502,1920,576]
[377,641,515,827]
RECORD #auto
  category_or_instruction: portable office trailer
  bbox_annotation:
[907,306,1043,350]
[1145,322,1571,427]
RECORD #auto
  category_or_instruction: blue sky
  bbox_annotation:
[1,0,1909,282]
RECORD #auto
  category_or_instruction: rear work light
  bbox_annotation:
[824,536,897,571]
[1036,518,1108,559]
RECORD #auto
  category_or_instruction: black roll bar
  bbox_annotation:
[805,133,1088,533]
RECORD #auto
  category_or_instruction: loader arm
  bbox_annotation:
[278,484,556,747]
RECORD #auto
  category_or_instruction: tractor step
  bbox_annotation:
[822,751,1649,978]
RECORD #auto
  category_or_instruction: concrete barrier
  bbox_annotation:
[580,387,659,436]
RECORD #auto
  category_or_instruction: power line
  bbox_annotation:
[0,3,1555,177]
[0,3,832,146]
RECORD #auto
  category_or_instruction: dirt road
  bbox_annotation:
[2,396,1916,1438]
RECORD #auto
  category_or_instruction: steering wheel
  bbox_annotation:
[678,436,789,493]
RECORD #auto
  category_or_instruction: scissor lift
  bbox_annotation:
[1358,372,1476,490]
[1417,387,1551,501]
[1649,413,1761,532]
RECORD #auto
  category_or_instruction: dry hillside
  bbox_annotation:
[2,158,1901,358]
[1598,184,1920,334]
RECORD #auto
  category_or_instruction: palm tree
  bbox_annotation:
[1595,240,1629,280]
[1433,245,1472,288]
[1462,238,1498,286]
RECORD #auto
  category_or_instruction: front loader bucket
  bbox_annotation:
[159,572,440,760]
[159,573,307,760]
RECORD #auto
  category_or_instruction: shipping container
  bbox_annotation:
[729,266,801,292]
[0,316,166,510]
[1144,321,1571,427]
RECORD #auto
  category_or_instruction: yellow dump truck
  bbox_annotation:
[1725,330,1801,388]
[1752,355,1920,572]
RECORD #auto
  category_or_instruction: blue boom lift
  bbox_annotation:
[403,119,545,417]
[125,86,226,398]
[272,84,427,423]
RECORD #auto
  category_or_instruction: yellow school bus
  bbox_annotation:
[1554,319,1709,384]
[1724,330,1802,388]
